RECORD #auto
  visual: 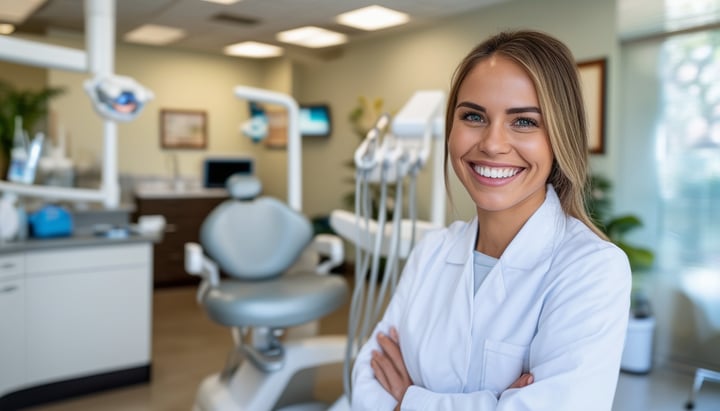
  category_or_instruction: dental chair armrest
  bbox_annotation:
[185,242,220,303]
[312,234,344,274]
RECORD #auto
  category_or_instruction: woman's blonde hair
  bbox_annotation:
[445,30,606,239]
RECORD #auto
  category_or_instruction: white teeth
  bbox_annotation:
[473,165,520,178]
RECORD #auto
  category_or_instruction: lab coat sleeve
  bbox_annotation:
[399,245,631,410]
[508,245,632,410]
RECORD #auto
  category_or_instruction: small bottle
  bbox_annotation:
[23,132,45,184]
[7,116,29,183]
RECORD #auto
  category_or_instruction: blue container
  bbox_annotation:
[29,205,73,238]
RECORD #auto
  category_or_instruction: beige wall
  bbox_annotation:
[0,60,47,91]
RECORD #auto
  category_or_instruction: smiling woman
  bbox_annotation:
[350,30,632,411]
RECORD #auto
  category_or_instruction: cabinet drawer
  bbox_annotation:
[0,253,24,280]
[0,277,26,396]
[26,243,150,276]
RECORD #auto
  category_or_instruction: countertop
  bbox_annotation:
[133,181,228,199]
[0,231,159,254]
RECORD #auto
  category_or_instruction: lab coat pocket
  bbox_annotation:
[482,339,530,397]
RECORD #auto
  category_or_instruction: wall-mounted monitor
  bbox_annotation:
[203,156,254,188]
[299,104,331,137]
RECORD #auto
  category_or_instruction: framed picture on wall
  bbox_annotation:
[264,107,288,149]
[577,59,607,155]
[160,109,207,149]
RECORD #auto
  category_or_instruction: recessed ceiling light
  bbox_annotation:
[336,5,409,31]
[200,0,242,4]
[0,23,15,35]
[276,26,347,48]
[224,41,283,58]
[123,24,186,46]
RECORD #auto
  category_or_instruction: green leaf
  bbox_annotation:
[605,215,643,240]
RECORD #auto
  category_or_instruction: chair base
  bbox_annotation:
[685,368,720,410]
[194,335,348,411]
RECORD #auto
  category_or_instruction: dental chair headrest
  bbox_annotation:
[226,174,262,200]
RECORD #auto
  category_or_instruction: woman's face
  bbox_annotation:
[449,54,553,217]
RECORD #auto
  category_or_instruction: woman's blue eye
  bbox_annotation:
[462,112,483,122]
[514,117,538,128]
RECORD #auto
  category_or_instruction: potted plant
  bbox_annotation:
[0,80,65,174]
[587,174,656,373]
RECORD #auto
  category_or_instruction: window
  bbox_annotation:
[656,29,720,269]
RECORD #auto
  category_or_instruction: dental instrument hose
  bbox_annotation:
[373,159,405,322]
[343,167,373,398]
[358,162,389,345]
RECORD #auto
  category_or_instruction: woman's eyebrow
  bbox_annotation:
[506,106,541,114]
[456,101,486,112]
[456,101,541,115]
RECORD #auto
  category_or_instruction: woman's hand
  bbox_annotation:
[508,373,534,389]
[371,327,413,406]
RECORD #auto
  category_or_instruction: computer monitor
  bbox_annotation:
[203,157,254,188]
[299,104,331,137]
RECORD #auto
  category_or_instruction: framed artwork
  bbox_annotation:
[264,107,288,149]
[160,109,207,149]
[577,59,607,155]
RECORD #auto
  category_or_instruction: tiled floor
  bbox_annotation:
[24,283,720,411]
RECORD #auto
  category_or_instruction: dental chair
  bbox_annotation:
[185,174,349,411]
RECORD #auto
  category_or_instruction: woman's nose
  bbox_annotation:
[478,124,510,155]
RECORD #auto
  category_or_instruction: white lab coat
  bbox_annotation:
[351,185,631,410]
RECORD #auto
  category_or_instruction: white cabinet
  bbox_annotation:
[24,244,152,385]
[0,242,152,401]
[0,252,25,396]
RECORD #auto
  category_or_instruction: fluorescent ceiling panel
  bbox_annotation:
[0,0,46,24]
[124,24,186,46]
[224,41,283,58]
[336,5,410,31]
[276,26,347,48]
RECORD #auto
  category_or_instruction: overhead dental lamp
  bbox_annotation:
[84,74,154,122]
[240,102,269,143]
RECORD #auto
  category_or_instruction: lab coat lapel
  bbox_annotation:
[499,185,566,280]
[447,185,567,307]
[445,217,507,306]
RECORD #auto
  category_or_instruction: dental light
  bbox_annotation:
[84,74,154,122]
[240,102,269,143]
